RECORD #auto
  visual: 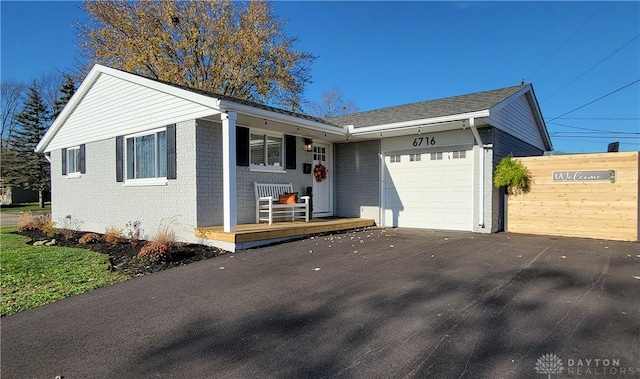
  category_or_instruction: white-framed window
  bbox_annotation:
[389,155,401,163]
[409,153,421,162]
[125,128,167,180]
[67,146,81,175]
[250,132,283,168]
[452,150,466,159]
[430,152,443,161]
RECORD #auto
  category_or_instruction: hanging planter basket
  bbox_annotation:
[493,155,532,196]
[314,164,327,183]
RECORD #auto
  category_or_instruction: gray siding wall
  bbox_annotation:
[485,92,546,151]
[334,140,381,223]
[490,127,545,232]
[50,120,199,243]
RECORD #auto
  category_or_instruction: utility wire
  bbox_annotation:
[551,131,640,135]
[547,121,640,134]
[529,2,605,80]
[542,34,640,102]
[554,136,640,141]
[552,117,640,120]
[546,79,640,122]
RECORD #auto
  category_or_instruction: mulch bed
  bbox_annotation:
[16,229,225,277]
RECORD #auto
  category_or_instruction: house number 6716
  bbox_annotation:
[413,137,435,146]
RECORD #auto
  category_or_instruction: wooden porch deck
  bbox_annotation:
[195,217,376,246]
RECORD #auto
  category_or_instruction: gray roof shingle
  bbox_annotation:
[327,84,527,128]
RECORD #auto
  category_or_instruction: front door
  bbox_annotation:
[312,143,332,216]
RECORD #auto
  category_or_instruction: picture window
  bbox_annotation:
[126,129,167,180]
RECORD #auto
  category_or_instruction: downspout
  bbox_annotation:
[468,118,485,229]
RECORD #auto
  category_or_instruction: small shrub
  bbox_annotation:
[124,221,143,246]
[78,233,101,244]
[137,241,173,262]
[17,212,36,232]
[494,155,532,196]
[56,216,84,240]
[33,213,52,231]
[151,217,178,245]
[104,226,124,244]
[39,219,56,236]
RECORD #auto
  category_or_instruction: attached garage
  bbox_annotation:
[383,148,473,230]
[331,83,553,234]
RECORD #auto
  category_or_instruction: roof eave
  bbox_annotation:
[347,109,491,136]
[220,100,345,136]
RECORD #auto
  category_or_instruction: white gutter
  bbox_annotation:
[348,110,490,136]
[468,117,485,229]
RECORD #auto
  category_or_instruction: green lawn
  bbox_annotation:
[0,202,51,213]
[0,227,128,316]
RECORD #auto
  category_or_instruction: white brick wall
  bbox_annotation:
[50,120,199,243]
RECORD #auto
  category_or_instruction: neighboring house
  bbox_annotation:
[36,65,551,250]
[0,183,39,205]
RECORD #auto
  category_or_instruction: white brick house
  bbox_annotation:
[37,65,551,250]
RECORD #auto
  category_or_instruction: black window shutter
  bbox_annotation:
[61,148,67,175]
[166,124,177,179]
[236,126,250,166]
[285,135,296,170]
[115,136,124,182]
[79,144,86,174]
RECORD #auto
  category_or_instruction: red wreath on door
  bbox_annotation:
[314,164,327,183]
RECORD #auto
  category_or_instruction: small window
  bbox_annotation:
[313,146,327,162]
[452,150,466,159]
[430,152,443,161]
[67,147,81,174]
[251,132,283,167]
[409,154,421,162]
[389,155,401,163]
[126,129,167,180]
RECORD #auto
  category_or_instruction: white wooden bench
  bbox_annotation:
[255,182,310,225]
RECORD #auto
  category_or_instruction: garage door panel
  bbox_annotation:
[426,191,447,204]
[384,149,472,231]
[427,169,447,184]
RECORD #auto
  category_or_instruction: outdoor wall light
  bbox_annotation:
[304,138,313,152]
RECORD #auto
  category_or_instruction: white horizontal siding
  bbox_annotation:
[46,73,216,151]
[486,94,545,151]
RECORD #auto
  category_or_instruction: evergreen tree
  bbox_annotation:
[2,85,51,207]
[52,75,76,120]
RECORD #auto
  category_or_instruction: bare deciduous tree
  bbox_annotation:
[306,87,359,118]
[1,81,28,148]
[77,0,315,110]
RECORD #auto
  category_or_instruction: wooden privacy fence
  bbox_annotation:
[506,152,639,242]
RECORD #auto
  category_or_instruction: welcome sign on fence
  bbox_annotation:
[552,170,616,182]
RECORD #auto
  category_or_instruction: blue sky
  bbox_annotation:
[1,1,639,153]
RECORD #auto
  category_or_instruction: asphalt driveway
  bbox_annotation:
[2,229,639,378]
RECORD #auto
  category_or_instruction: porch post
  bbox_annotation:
[222,111,237,232]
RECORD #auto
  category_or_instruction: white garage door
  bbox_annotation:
[384,149,473,231]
